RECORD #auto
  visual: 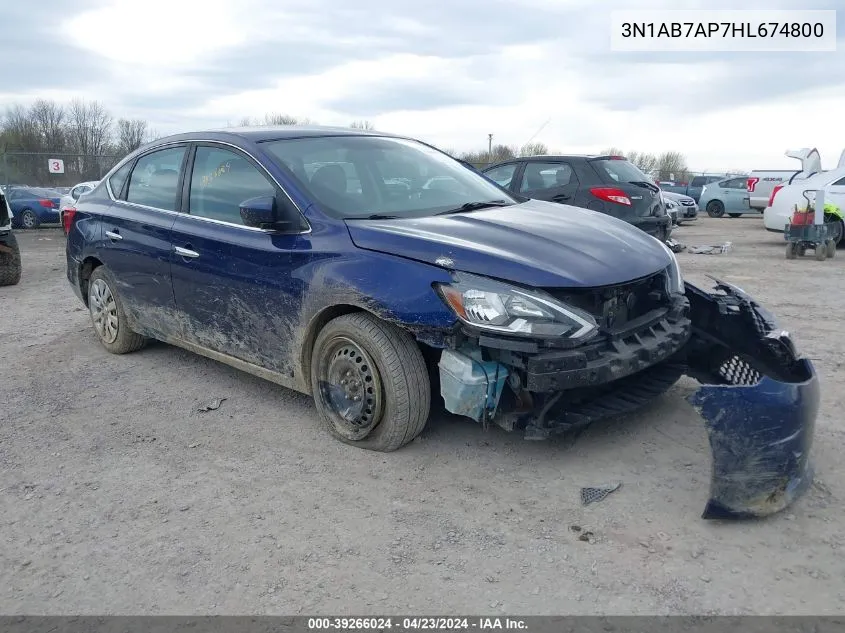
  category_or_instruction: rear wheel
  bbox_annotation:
[728,213,742,218]
[0,233,22,286]
[826,240,836,258]
[87,267,147,354]
[310,312,430,452]
[20,209,38,229]
[827,216,845,247]
[815,245,827,261]
[706,201,725,218]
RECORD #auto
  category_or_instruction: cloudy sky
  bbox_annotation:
[2,0,843,171]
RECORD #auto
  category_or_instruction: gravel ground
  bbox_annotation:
[1,217,843,615]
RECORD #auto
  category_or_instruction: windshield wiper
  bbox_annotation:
[347,213,401,220]
[629,180,660,193]
[435,200,512,215]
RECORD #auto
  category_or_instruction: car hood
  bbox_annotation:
[344,199,672,288]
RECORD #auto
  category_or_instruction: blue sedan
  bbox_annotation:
[7,186,62,228]
[64,126,818,520]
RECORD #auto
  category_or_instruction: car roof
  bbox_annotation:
[147,125,403,146]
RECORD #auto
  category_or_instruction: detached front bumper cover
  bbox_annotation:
[684,278,819,520]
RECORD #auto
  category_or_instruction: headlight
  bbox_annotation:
[435,273,598,340]
[654,237,684,294]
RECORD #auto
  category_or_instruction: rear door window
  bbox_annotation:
[108,162,133,199]
[126,147,186,211]
[519,162,576,193]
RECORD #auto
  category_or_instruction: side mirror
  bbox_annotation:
[239,195,277,228]
[239,194,308,233]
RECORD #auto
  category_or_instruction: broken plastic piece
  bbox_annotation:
[581,483,622,505]
[689,242,732,254]
[197,398,226,413]
[684,279,819,520]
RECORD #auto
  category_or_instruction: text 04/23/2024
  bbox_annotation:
[610,9,837,52]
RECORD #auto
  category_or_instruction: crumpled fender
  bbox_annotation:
[683,278,819,520]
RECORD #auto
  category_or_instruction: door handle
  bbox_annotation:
[105,230,122,241]
[174,246,200,259]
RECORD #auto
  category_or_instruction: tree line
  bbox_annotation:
[1,101,698,186]
[0,98,157,185]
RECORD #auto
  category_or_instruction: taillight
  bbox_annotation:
[63,208,76,234]
[590,187,632,206]
[747,177,759,192]
[39,198,56,208]
[768,185,784,207]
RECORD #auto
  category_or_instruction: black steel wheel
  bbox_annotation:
[706,201,725,218]
[310,312,430,452]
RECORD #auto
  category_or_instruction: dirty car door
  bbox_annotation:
[169,144,310,375]
[98,146,186,334]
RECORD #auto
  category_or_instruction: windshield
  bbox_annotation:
[592,159,651,185]
[260,135,517,219]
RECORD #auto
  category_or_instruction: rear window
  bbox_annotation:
[592,159,650,184]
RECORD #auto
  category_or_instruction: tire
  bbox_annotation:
[728,213,742,218]
[786,243,797,259]
[830,218,845,247]
[87,266,147,354]
[706,201,725,218]
[310,312,430,452]
[826,240,836,258]
[20,209,39,229]
[0,233,22,286]
[815,245,827,261]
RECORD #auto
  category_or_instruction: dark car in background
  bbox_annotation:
[659,174,727,203]
[481,155,672,241]
[7,186,62,229]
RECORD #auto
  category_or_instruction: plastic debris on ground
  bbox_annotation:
[689,241,732,254]
[580,482,622,505]
[197,398,226,412]
[665,238,686,253]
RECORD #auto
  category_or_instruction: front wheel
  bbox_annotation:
[87,267,147,354]
[310,312,430,452]
[706,201,725,218]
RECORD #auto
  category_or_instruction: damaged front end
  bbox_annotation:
[435,274,819,521]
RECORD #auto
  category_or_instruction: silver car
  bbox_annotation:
[661,191,698,224]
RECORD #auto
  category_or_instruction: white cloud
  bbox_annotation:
[11,0,845,172]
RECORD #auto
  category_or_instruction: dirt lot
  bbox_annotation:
[1,217,844,615]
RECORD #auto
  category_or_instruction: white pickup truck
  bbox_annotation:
[746,148,827,212]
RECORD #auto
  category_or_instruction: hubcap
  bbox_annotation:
[317,336,383,440]
[22,213,35,228]
[89,278,119,344]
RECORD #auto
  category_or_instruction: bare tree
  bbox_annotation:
[30,99,66,151]
[115,118,150,157]
[1,104,40,151]
[66,99,113,180]
[349,120,375,130]
[519,142,548,157]
[655,151,689,182]
[625,151,658,174]
[262,112,311,125]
